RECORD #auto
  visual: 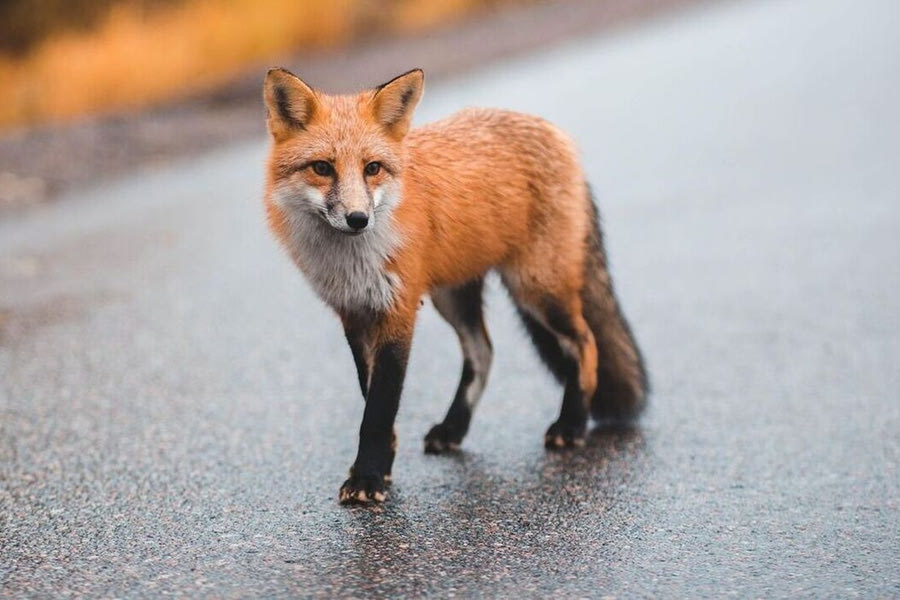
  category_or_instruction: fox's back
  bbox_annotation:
[406,108,581,194]
[398,108,589,288]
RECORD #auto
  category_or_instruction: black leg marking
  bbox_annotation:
[343,320,369,400]
[517,309,571,384]
[544,375,588,449]
[425,279,492,454]
[543,300,580,341]
[425,359,476,453]
[340,341,409,504]
[515,303,588,449]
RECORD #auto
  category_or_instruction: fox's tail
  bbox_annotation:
[581,186,648,421]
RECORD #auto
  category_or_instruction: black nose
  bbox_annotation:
[346,212,369,230]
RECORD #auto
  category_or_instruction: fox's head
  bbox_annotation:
[263,67,424,236]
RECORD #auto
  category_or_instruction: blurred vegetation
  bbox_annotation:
[0,0,518,128]
[0,0,179,55]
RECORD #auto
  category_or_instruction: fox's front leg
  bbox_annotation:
[339,313,413,505]
[342,317,371,400]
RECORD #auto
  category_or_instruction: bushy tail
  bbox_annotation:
[582,187,648,421]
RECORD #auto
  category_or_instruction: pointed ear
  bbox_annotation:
[371,69,424,138]
[263,67,319,140]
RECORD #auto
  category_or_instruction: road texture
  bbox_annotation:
[1,0,898,596]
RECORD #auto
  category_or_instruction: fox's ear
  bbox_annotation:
[371,69,424,138]
[263,68,318,140]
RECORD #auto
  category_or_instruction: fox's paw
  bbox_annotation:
[424,423,462,454]
[339,472,387,505]
[544,420,586,450]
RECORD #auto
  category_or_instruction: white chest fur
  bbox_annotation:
[283,211,403,314]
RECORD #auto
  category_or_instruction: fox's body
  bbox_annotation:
[269,107,589,317]
[263,68,647,504]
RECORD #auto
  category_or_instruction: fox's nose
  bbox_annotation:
[346,212,369,230]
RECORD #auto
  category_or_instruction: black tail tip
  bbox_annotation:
[590,375,649,422]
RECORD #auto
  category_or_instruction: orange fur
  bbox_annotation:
[264,82,591,350]
[264,70,595,393]
[262,68,647,502]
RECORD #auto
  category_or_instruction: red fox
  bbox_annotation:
[262,67,647,504]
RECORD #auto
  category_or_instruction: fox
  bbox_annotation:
[262,67,648,505]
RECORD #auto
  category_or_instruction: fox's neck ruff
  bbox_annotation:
[283,205,403,314]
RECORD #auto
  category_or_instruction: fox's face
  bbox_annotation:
[264,68,424,236]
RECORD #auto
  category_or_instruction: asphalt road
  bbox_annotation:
[2,0,898,596]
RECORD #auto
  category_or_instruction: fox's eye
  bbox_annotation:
[310,161,334,177]
[364,161,382,177]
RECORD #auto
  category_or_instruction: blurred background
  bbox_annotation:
[0,0,520,126]
[0,0,694,208]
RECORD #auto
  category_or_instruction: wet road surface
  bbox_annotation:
[1,0,898,596]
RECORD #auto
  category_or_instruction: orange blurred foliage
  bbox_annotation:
[0,0,494,128]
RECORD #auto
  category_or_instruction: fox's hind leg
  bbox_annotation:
[503,273,598,449]
[425,278,493,454]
